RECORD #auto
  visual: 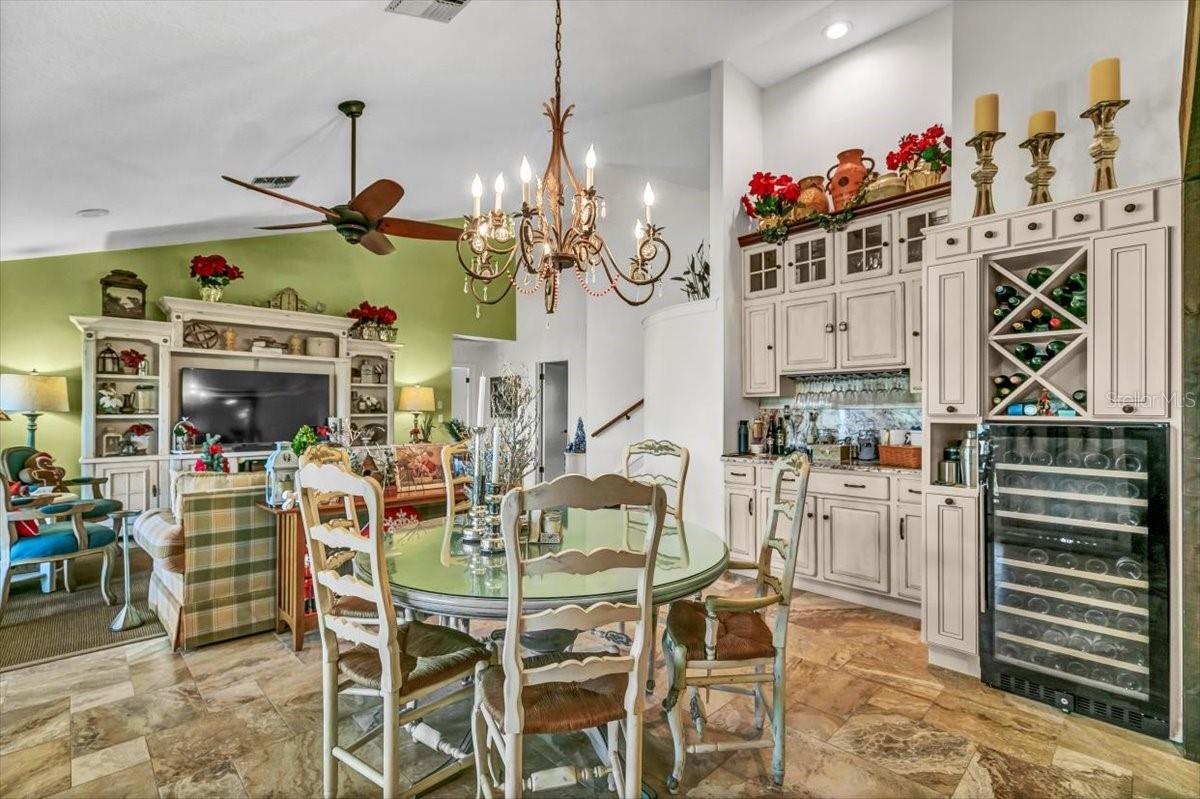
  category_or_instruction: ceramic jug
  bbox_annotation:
[796,175,831,216]
[826,148,876,210]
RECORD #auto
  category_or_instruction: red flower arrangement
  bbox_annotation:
[347,301,398,328]
[118,349,146,370]
[189,254,245,288]
[740,172,801,242]
[125,423,153,437]
[886,124,952,175]
[194,434,229,473]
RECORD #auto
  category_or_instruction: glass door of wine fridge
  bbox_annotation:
[979,423,1169,738]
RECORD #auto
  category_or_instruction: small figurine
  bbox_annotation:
[1036,389,1053,416]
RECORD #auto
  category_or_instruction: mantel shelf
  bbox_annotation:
[169,346,346,364]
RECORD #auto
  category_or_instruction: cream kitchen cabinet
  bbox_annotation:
[894,504,923,600]
[818,497,890,594]
[742,241,784,299]
[906,277,923,391]
[724,485,757,562]
[780,293,836,373]
[923,491,979,655]
[1090,227,1169,418]
[895,200,950,273]
[784,230,835,292]
[837,214,893,283]
[93,459,159,514]
[742,302,778,396]
[925,258,980,417]
[837,283,906,369]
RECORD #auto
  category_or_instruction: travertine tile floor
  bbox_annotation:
[1,576,1196,799]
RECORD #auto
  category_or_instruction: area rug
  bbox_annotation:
[0,548,165,672]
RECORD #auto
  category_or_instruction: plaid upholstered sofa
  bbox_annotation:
[133,471,275,650]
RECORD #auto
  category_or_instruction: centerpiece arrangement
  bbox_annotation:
[886,124,952,191]
[120,423,153,456]
[119,348,147,375]
[740,172,801,243]
[346,301,398,342]
[190,254,244,302]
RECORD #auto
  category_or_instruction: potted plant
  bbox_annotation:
[886,124,952,191]
[347,301,399,341]
[670,242,710,300]
[118,348,146,375]
[121,423,153,456]
[172,418,201,452]
[563,417,587,475]
[189,254,245,302]
[740,172,801,243]
[194,434,230,472]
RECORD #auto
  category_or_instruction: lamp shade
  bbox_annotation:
[398,385,436,413]
[0,372,69,413]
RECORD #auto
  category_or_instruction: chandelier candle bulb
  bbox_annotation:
[493,174,505,212]
[520,157,532,203]
[471,174,483,217]
[585,145,596,188]
[635,220,645,241]
[643,183,655,224]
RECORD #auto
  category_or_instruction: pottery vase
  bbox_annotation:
[826,148,876,211]
[864,172,906,204]
[796,175,831,217]
[199,284,223,303]
[905,163,942,191]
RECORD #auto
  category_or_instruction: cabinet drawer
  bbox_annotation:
[897,478,923,505]
[810,471,890,501]
[1056,201,1102,237]
[1102,189,1156,230]
[932,228,969,260]
[969,219,1009,252]
[724,463,756,486]
[1011,210,1053,246]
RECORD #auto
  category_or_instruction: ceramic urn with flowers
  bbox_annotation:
[886,124,952,192]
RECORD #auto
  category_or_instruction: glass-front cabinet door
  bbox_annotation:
[896,202,950,273]
[837,215,892,283]
[742,241,783,299]
[784,231,834,292]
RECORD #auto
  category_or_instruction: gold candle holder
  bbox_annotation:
[965,131,1005,217]
[1018,131,1065,205]
[1080,99,1129,192]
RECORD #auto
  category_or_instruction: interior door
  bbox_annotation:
[781,293,836,373]
[537,361,569,482]
[837,282,905,369]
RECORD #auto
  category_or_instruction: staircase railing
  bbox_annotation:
[590,399,644,438]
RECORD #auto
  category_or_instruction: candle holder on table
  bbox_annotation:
[463,426,490,543]
[965,131,1005,217]
[1018,131,1065,206]
[479,481,506,554]
[1080,99,1129,192]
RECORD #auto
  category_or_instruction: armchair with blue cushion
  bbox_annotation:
[1,479,117,624]
[1,445,124,527]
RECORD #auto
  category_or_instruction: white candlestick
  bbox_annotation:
[585,145,596,188]
[490,423,501,484]
[471,174,483,218]
[642,182,655,225]
[476,373,487,426]
[493,173,505,213]
[520,156,531,204]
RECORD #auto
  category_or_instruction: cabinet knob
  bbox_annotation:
[1073,212,1086,222]
[806,512,814,518]
[824,322,835,333]
[898,237,907,243]
[822,514,830,520]
[838,321,848,332]
[911,330,920,337]
[881,241,890,247]
[984,230,995,239]
[1027,222,1039,231]
[766,344,773,351]
[946,237,958,245]
[1122,404,1135,414]
[944,497,956,506]
[1123,202,1137,213]
[945,405,957,413]
[787,261,794,267]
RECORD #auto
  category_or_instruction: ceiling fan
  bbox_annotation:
[222,100,461,255]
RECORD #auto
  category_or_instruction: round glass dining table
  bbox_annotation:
[356,507,729,619]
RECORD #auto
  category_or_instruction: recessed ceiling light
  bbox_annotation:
[823,21,851,40]
[75,208,110,218]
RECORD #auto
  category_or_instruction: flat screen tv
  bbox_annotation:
[180,367,331,451]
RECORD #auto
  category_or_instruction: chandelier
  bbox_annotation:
[457,0,671,316]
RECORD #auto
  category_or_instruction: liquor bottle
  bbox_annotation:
[1026,266,1054,288]
[1014,342,1036,361]
[765,421,776,455]
[775,415,786,454]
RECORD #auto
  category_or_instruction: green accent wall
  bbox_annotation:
[0,228,514,465]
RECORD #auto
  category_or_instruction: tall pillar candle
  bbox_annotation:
[476,373,487,426]
[1089,58,1121,105]
[974,93,999,133]
[1028,110,1057,137]
[490,423,501,484]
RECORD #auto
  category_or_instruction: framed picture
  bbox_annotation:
[101,431,123,456]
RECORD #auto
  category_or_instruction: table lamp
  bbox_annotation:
[398,385,436,443]
[0,370,69,447]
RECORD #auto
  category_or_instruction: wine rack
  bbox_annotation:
[985,244,1090,421]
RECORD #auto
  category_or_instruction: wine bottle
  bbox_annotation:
[998,386,1012,397]
[1072,389,1087,405]
[1026,266,1053,288]
[1010,320,1028,334]
[992,306,1011,322]
[1051,286,1073,305]
[1029,354,1046,370]
[993,395,1004,406]
[1047,315,1064,330]
[994,284,1015,303]
[993,375,1007,386]
[1014,343,1036,361]
[1046,339,1068,355]
[1009,373,1026,386]
[1007,292,1025,307]
[1029,307,1046,322]
[1068,293,1087,321]
[1066,271,1087,292]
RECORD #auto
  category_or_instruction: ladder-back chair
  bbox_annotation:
[295,445,490,799]
[662,451,811,793]
[440,440,471,519]
[622,439,689,521]
[472,474,666,799]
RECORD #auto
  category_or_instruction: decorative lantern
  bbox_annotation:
[97,344,120,374]
[100,270,148,319]
[265,441,300,506]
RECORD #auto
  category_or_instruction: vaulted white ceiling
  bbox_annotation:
[0,0,946,259]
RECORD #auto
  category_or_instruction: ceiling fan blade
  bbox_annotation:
[221,175,339,219]
[377,217,462,241]
[359,229,396,255]
[254,221,330,230]
[349,179,404,221]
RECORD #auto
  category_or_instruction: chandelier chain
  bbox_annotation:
[554,0,562,104]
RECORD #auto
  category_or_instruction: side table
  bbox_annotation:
[110,510,144,631]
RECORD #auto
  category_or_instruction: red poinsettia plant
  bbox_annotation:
[189,254,245,288]
[118,349,146,369]
[125,423,153,437]
[886,124,952,175]
[740,172,801,243]
[347,301,398,328]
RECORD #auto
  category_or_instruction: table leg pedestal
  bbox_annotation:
[110,521,143,632]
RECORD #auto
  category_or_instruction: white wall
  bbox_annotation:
[950,0,1186,221]
[763,7,952,182]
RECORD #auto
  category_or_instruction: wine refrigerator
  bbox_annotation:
[979,423,1170,738]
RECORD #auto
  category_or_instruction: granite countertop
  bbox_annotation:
[720,453,921,475]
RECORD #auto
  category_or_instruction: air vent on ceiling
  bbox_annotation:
[251,176,299,189]
[383,0,469,24]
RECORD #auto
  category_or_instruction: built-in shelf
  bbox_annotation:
[997,604,1149,644]
[170,346,344,365]
[351,382,390,389]
[97,413,157,420]
[997,581,1147,615]
[350,413,389,419]
[97,373,160,382]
